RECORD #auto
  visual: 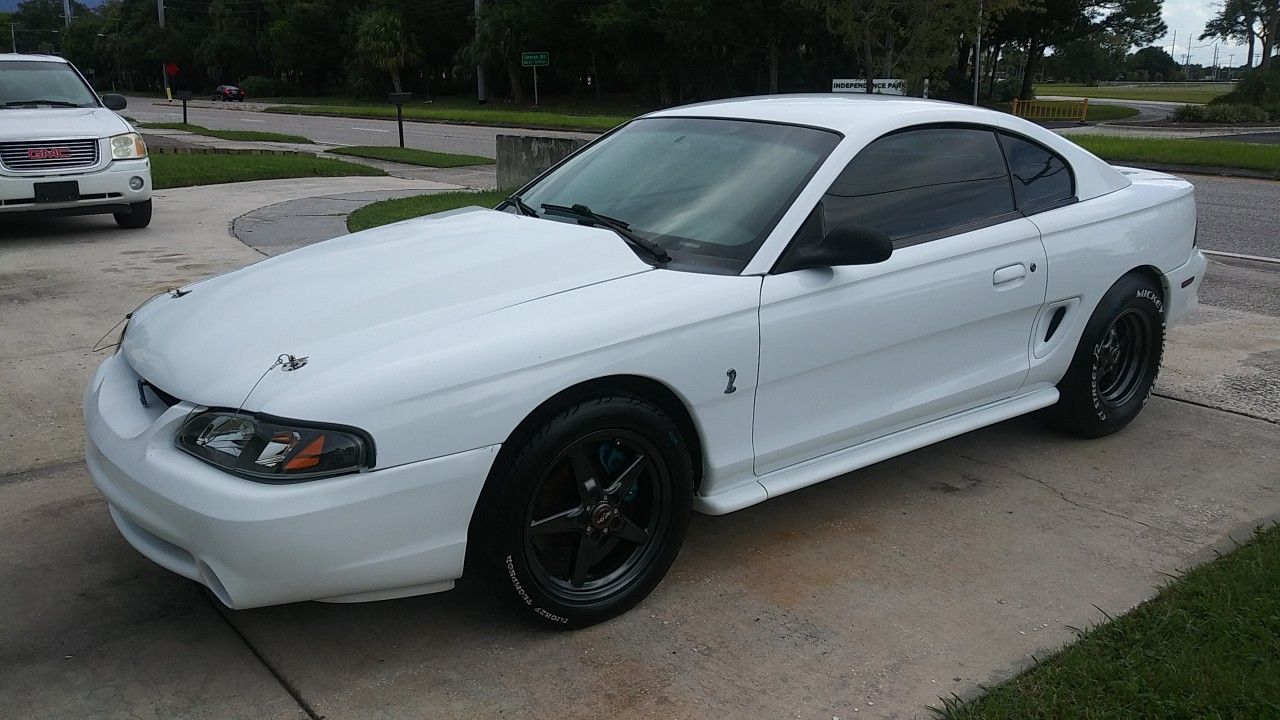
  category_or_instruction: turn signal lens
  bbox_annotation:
[175,411,371,481]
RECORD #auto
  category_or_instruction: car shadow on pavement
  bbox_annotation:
[0,215,132,243]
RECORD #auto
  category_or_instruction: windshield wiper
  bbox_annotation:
[3,100,87,107]
[505,193,538,217]
[541,203,671,264]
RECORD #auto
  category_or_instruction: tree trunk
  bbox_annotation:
[1264,15,1279,69]
[657,67,673,106]
[1019,35,1043,101]
[987,44,1001,100]
[390,68,402,93]
[507,60,523,103]
[863,29,875,93]
[768,25,779,93]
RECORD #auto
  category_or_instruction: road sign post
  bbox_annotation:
[521,52,549,107]
[388,92,412,148]
[175,90,191,124]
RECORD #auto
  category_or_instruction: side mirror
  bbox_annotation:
[101,93,128,111]
[777,222,893,272]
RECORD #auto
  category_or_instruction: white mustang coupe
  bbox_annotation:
[86,95,1205,628]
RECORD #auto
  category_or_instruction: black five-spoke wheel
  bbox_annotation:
[524,430,672,599]
[473,392,693,628]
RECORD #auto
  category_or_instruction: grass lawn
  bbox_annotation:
[1036,83,1230,104]
[265,102,630,132]
[151,153,384,189]
[327,145,493,168]
[938,524,1280,718]
[347,189,507,232]
[1070,136,1280,177]
[139,122,312,144]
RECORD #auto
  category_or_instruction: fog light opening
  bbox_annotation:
[129,176,145,191]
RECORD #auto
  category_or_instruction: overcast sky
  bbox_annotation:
[1,0,1252,68]
[1159,0,1247,67]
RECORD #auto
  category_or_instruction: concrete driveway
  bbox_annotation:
[1,175,1278,719]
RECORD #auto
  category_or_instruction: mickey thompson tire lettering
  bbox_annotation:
[505,554,568,624]
[1055,274,1166,439]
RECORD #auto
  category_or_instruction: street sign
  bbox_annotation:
[165,62,179,77]
[832,78,905,95]
[521,52,549,68]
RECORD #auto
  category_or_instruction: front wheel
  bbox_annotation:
[113,199,152,229]
[472,393,694,629]
[1055,273,1165,438]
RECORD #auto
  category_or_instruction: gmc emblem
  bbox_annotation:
[27,147,70,160]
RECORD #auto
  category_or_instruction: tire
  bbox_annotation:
[1055,272,1165,438]
[472,392,694,629]
[114,199,152,229]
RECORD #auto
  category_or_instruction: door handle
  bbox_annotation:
[993,264,1026,285]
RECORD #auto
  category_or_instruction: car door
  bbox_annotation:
[752,126,1048,475]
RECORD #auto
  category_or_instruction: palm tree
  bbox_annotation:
[354,8,420,93]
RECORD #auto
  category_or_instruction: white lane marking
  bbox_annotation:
[350,126,391,133]
[239,118,265,123]
[1203,249,1280,265]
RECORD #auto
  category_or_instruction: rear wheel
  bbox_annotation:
[1055,273,1165,438]
[114,199,152,229]
[473,393,693,629]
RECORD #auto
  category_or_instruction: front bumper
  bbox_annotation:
[1163,250,1207,326]
[84,352,499,609]
[0,158,151,215]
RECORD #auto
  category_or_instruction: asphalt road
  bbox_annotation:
[123,96,595,158]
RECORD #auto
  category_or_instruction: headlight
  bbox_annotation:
[176,411,373,482]
[110,132,147,160]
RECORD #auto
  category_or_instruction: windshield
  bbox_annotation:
[0,60,100,108]
[518,117,840,273]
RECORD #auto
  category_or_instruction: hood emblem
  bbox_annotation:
[169,287,191,298]
[277,353,308,372]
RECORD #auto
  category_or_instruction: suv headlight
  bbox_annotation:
[110,132,147,160]
[176,411,373,482]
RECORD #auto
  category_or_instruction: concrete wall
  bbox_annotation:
[496,134,590,191]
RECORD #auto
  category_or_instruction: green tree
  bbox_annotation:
[1126,45,1180,80]
[353,6,420,93]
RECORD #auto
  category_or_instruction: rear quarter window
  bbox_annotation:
[998,133,1075,212]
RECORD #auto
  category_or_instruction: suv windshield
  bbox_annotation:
[518,117,840,274]
[0,60,100,108]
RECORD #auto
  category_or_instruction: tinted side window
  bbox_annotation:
[998,133,1074,212]
[823,128,1015,244]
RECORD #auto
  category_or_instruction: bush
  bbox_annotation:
[1172,103,1272,123]
[237,75,286,98]
[1217,64,1280,108]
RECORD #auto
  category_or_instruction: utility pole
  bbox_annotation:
[474,0,486,104]
[157,0,170,100]
[1212,43,1219,80]
[1169,30,1175,60]
[10,23,17,53]
[972,0,983,106]
[62,0,72,27]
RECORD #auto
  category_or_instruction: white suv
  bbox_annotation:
[0,53,151,228]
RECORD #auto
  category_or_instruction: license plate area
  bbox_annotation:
[34,180,80,203]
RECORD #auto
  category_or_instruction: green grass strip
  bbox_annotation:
[347,189,507,232]
[328,145,493,168]
[938,524,1280,719]
[140,122,313,144]
[266,104,628,132]
[151,153,383,189]
[1071,135,1280,176]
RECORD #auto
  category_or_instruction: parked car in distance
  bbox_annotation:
[85,95,1205,628]
[0,53,151,228]
[211,85,245,102]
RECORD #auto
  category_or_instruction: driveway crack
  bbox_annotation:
[957,454,1195,543]
[205,594,322,720]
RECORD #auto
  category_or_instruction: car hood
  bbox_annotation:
[122,208,654,407]
[0,107,130,141]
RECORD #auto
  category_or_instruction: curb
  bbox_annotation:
[150,146,315,157]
